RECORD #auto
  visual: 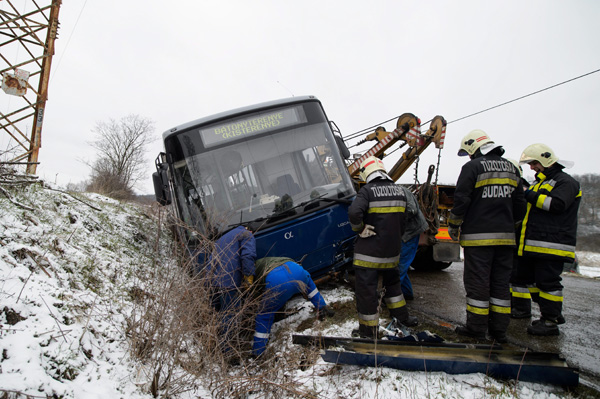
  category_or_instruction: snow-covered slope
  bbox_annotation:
[0,178,589,398]
[0,180,171,398]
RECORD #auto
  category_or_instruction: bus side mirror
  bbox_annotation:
[153,154,172,206]
[335,135,350,160]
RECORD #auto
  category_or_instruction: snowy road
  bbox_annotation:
[407,261,600,389]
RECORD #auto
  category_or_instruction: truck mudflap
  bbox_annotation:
[433,240,461,263]
[292,334,579,387]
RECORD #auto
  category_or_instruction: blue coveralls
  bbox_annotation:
[205,226,256,353]
[253,261,327,356]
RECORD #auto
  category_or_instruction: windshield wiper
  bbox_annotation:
[232,193,354,232]
[301,194,353,208]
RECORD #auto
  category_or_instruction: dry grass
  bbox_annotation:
[125,212,324,398]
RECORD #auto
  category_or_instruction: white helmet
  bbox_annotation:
[359,156,386,181]
[458,129,496,156]
[506,158,523,177]
[519,143,559,168]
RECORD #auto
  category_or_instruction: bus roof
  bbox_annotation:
[161,95,320,141]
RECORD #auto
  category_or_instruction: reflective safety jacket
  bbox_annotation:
[348,178,407,269]
[449,153,526,246]
[518,165,581,262]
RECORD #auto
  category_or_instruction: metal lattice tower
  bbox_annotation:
[0,0,61,174]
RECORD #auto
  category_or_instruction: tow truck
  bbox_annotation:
[346,113,460,270]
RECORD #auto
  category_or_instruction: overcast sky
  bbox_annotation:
[3,0,600,194]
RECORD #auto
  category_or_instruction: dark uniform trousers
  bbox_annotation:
[511,256,563,321]
[355,267,408,337]
[463,246,513,334]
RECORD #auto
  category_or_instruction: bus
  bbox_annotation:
[153,96,357,277]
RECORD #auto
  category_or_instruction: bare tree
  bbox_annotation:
[87,114,155,199]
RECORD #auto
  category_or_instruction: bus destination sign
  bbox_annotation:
[199,106,305,148]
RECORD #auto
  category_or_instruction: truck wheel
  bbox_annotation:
[411,246,452,271]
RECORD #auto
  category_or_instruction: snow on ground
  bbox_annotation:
[0,180,595,398]
[0,182,169,398]
[577,251,600,278]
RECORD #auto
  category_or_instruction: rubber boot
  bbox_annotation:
[532,315,565,325]
[527,319,559,336]
[455,326,486,340]
[352,324,377,339]
[488,330,508,343]
[398,315,419,327]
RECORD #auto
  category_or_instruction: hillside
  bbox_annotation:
[0,174,584,399]
[0,174,177,398]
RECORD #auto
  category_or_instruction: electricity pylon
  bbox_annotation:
[0,0,62,174]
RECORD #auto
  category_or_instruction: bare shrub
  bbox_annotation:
[86,167,134,200]
[126,212,323,398]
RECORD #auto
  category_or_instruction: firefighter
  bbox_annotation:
[511,143,581,336]
[448,130,526,342]
[348,156,418,339]
[252,257,334,356]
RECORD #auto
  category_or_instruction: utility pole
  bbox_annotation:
[0,0,62,174]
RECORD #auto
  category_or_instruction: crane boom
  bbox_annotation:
[387,115,446,181]
[347,113,420,177]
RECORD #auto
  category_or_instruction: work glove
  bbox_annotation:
[448,225,460,241]
[359,224,376,238]
[318,305,335,320]
[242,275,254,290]
[524,189,537,203]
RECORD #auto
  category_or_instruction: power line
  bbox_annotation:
[447,68,600,125]
[344,68,600,142]
[50,0,89,83]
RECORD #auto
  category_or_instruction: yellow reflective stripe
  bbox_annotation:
[490,305,511,314]
[539,291,564,302]
[536,194,547,209]
[510,288,532,299]
[368,206,406,213]
[467,304,489,315]
[351,222,364,232]
[474,178,518,188]
[353,259,398,269]
[386,299,407,310]
[576,190,582,198]
[540,183,555,192]
[358,312,379,326]
[359,319,379,326]
[460,239,515,246]
[518,202,533,256]
[529,287,540,294]
[523,245,575,259]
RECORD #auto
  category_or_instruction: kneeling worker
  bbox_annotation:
[252,257,334,356]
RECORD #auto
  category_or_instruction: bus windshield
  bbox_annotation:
[167,101,355,236]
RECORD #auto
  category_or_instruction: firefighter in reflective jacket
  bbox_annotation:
[348,156,418,338]
[448,130,526,342]
[511,143,581,336]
